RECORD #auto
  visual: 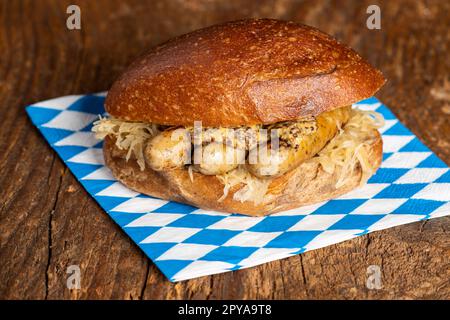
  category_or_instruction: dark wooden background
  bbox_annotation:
[0,0,449,300]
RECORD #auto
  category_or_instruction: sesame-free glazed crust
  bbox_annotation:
[105,19,386,127]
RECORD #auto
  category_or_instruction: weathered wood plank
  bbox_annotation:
[0,0,448,299]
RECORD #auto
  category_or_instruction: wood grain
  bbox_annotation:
[0,0,448,299]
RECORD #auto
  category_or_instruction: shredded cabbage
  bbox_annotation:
[315,108,384,188]
[217,108,384,204]
[93,108,384,204]
[188,165,194,183]
[217,166,271,204]
[92,116,159,170]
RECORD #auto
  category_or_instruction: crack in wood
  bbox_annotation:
[44,164,66,300]
[139,262,150,300]
[298,254,309,298]
[205,273,215,300]
[419,220,428,233]
[365,234,371,260]
[1,0,449,300]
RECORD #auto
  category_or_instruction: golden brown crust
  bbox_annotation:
[103,130,383,216]
[105,19,386,127]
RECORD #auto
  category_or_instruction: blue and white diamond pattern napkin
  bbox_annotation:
[26,93,450,282]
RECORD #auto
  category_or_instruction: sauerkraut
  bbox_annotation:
[92,108,384,205]
[315,108,384,188]
[92,117,159,170]
[217,108,384,204]
[217,166,271,204]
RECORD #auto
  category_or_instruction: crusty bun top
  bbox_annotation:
[105,19,386,127]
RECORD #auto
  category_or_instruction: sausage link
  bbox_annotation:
[145,128,191,171]
[246,106,351,178]
[194,142,246,175]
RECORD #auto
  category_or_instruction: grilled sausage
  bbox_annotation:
[187,126,268,150]
[194,142,246,175]
[145,127,191,171]
[246,106,351,178]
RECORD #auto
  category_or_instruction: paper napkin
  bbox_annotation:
[26,93,450,281]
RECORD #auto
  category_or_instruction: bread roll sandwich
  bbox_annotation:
[93,19,386,216]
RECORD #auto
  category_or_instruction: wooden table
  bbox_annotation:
[1,0,449,300]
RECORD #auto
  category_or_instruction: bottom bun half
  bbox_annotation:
[103,131,382,216]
